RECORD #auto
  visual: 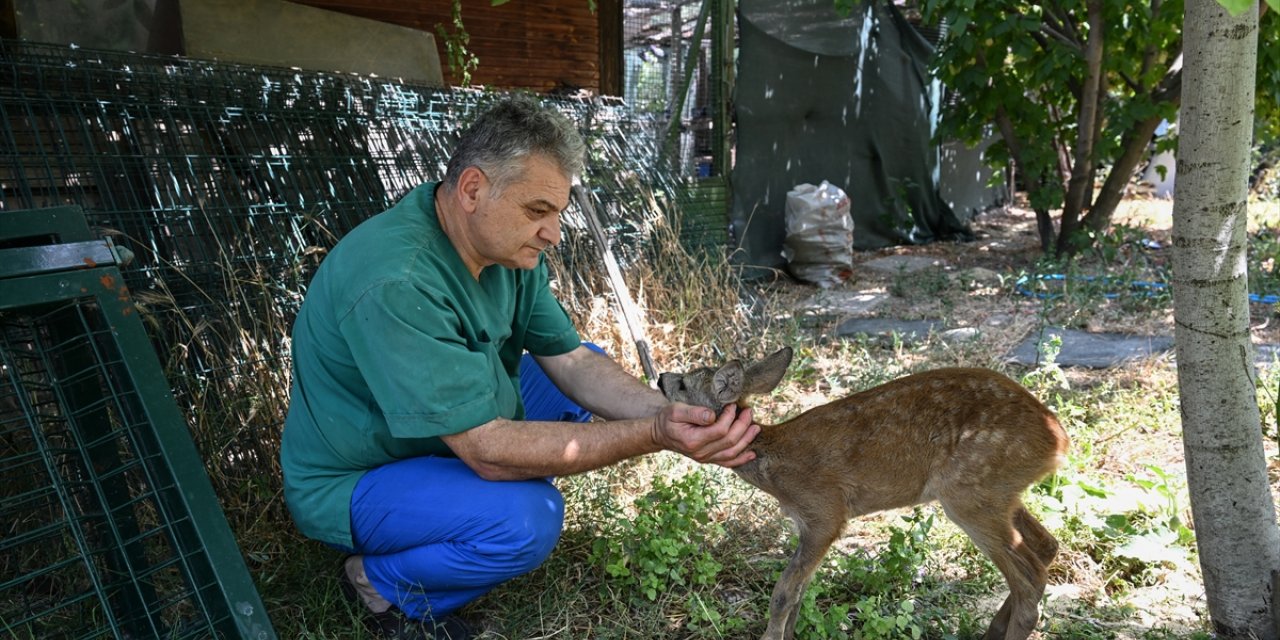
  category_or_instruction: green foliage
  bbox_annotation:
[1256,361,1280,452]
[853,598,925,640]
[792,509,936,640]
[1041,463,1197,585]
[1011,219,1173,336]
[1258,9,1280,143]
[919,0,1280,253]
[436,0,480,85]
[1022,331,1069,389]
[922,0,1180,181]
[588,470,725,604]
[1247,222,1280,300]
[794,580,855,639]
[685,591,750,636]
[1217,0,1280,16]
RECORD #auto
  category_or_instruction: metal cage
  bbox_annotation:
[1,206,274,639]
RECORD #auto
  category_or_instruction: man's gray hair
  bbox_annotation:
[443,96,586,197]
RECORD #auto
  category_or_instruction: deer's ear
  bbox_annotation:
[712,361,746,404]
[743,347,793,395]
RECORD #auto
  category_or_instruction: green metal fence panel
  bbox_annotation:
[621,0,735,178]
[0,206,275,639]
[673,177,730,253]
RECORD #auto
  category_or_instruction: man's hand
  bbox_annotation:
[652,403,760,468]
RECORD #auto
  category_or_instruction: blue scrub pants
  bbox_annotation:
[348,344,604,621]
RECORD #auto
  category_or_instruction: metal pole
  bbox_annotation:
[571,184,658,383]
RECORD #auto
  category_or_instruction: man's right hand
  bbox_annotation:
[652,403,760,468]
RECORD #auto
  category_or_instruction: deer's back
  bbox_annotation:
[735,368,1067,515]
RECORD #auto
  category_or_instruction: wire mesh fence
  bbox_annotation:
[0,41,728,515]
[622,0,729,177]
[1,298,221,639]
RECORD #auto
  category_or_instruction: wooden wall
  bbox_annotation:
[291,0,621,94]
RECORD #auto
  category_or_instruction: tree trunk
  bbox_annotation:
[1082,59,1184,239]
[1084,72,1108,211]
[1173,2,1280,638]
[1083,114,1167,232]
[1057,0,1105,255]
[992,104,1056,251]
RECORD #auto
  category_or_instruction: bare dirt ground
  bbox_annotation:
[759,195,1280,358]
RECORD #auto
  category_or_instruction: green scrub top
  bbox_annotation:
[281,182,581,547]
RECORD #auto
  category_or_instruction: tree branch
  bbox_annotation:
[1116,70,1143,94]
[1039,21,1083,52]
[1153,51,1183,103]
[977,48,1055,250]
[1029,29,1053,52]
[1047,0,1083,43]
[1057,0,1104,255]
[1140,0,1164,83]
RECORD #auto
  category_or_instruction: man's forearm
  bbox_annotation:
[535,346,666,420]
[441,416,660,481]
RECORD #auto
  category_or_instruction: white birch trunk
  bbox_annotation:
[1173,1,1279,637]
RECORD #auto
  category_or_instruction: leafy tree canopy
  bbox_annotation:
[917,0,1279,255]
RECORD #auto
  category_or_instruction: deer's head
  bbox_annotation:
[657,347,794,411]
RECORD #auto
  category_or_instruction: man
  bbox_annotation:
[281,96,760,640]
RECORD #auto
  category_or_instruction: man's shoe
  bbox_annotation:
[338,559,475,640]
[419,616,474,640]
[360,607,474,640]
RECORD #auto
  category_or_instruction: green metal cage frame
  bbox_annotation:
[1,206,274,639]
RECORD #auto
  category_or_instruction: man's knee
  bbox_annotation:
[495,481,565,574]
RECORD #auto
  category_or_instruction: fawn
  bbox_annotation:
[658,347,1069,640]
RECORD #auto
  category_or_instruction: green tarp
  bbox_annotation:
[731,0,974,270]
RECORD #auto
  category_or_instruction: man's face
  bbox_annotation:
[470,155,571,271]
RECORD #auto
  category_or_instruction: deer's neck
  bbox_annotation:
[748,420,786,453]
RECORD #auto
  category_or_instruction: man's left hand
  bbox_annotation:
[651,403,759,468]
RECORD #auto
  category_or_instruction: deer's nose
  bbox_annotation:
[657,373,675,397]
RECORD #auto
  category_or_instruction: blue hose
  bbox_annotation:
[1014,273,1280,304]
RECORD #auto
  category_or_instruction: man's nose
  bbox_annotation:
[539,216,561,247]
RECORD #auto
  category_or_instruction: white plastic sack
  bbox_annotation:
[781,181,853,288]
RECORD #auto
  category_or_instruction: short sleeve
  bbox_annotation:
[519,262,582,357]
[339,281,505,438]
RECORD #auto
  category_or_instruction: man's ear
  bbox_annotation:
[712,361,746,405]
[455,166,486,213]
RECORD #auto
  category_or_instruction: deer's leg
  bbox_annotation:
[762,507,844,640]
[1014,506,1059,567]
[941,498,1048,640]
[986,598,1015,640]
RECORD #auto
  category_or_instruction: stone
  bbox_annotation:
[860,255,945,274]
[1007,327,1174,369]
[795,290,888,316]
[836,318,943,342]
[940,327,982,343]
